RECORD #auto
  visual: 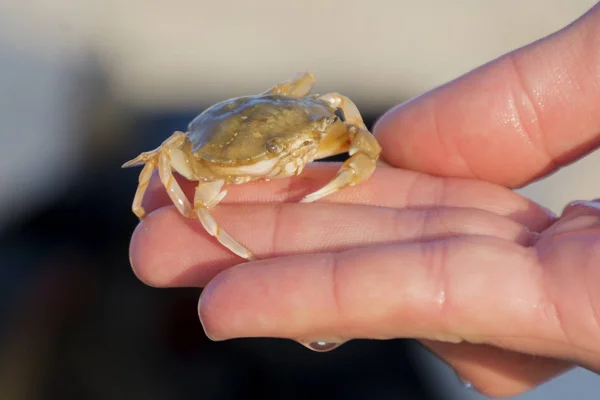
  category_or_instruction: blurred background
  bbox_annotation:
[1,1,599,399]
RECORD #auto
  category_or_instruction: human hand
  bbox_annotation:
[129,3,600,398]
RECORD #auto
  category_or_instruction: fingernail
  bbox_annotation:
[562,199,600,215]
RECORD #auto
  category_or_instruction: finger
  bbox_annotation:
[198,236,577,363]
[139,163,555,232]
[422,341,572,398]
[373,4,600,187]
[537,198,600,244]
[532,199,600,371]
[559,198,600,220]
[545,199,600,238]
[130,204,533,288]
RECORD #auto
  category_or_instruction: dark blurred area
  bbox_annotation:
[0,104,436,399]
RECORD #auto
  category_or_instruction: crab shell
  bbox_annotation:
[184,94,346,184]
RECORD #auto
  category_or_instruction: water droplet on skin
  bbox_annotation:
[299,341,343,352]
[461,380,473,389]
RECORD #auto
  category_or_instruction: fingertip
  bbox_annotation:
[541,198,600,241]
[372,4,600,186]
[561,198,600,216]
[128,208,165,288]
[373,98,440,173]
[198,267,238,341]
[197,254,338,341]
[198,259,286,341]
[129,207,209,288]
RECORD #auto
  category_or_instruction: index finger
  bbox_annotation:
[373,4,600,187]
[139,164,556,232]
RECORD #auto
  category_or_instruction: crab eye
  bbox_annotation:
[266,139,283,154]
[334,108,346,121]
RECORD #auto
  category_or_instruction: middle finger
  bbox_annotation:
[131,202,534,288]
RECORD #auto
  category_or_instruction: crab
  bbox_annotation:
[122,73,381,260]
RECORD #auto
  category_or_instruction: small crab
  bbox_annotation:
[122,73,381,260]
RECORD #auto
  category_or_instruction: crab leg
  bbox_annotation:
[157,153,193,218]
[122,131,192,219]
[124,131,253,259]
[123,148,162,219]
[194,180,255,260]
[129,161,156,219]
[300,93,381,203]
[261,72,316,97]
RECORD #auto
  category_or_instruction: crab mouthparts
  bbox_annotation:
[233,158,280,176]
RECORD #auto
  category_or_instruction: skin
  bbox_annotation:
[129,3,600,398]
